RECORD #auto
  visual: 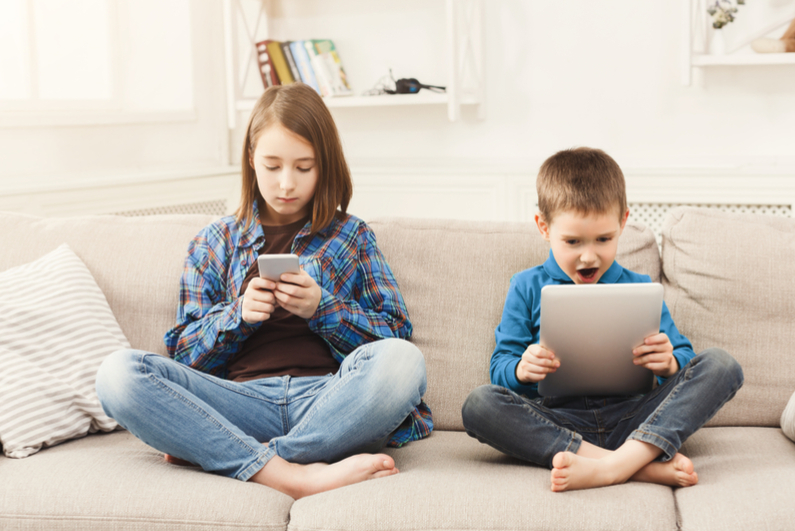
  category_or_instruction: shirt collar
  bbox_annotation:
[542,250,624,284]
[238,200,334,248]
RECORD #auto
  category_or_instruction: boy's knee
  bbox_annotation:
[462,385,504,432]
[697,348,744,388]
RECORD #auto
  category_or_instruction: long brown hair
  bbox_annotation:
[236,83,353,235]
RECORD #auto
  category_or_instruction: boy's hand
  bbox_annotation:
[633,333,678,377]
[242,278,277,324]
[273,269,322,319]
[516,344,560,384]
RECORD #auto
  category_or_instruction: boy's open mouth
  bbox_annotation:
[577,267,599,281]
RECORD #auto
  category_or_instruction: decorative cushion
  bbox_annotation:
[0,244,128,458]
[782,391,795,442]
[661,207,795,427]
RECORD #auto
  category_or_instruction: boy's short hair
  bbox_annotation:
[536,147,627,223]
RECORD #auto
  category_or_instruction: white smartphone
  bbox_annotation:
[257,254,300,281]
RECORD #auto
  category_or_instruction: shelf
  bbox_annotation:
[223,0,484,127]
[234,92,479,112]
[692,53,795,66]
[682,0,795,85]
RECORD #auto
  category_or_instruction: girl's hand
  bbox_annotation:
[242,278,277,324]
[633,333,678,377]
[273,269,322,319]
[516,344,560,384]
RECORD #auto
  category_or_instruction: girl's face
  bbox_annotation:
[250,122,318,226]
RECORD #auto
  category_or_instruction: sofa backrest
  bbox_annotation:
[662,207,795,427]
[369,218,661,431]
[0,211,660,433]
[0,211,213,356]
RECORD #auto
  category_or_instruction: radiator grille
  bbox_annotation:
[629,203,792,247]
[115,200,227,217]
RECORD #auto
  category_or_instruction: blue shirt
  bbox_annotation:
[490,250,695,398]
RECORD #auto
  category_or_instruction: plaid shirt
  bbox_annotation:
[164,201,432,447]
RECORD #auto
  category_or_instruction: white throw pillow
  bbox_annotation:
[0,244,129,458]
[783,391,795,443]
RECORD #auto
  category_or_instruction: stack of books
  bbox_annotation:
[255,39,353,97]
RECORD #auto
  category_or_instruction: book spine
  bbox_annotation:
[306,41,333,97]
[311,40,352,96]
[255,40,279,88]
[280,42,301,82]
[289,41,320,93]
[265,40,294,84]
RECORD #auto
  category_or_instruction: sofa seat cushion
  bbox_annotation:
[676,427,795,531]
[288,430,677,531]
[0,430,293,531]
[369,218,661,431]
[661,207,795,427]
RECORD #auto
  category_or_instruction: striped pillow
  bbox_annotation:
[0,244,129,458]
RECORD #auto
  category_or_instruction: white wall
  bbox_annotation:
[323,1,795,168]
[0,0,234,216]
[2,0,794,218]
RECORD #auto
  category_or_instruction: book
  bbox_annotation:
[304,40,333,97]
[264,40,294,84]
[312,39,353,96]
[289,40,320,93]
[280,41,302,83]
[254,40,279,88]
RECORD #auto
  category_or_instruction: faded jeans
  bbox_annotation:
[95,338,426,481]
[462,348,743,468]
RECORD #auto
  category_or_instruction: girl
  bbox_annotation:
[96,83,432,500]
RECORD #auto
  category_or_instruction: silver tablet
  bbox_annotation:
[537,283,663,397]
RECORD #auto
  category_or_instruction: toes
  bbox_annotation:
[552,451,574,469]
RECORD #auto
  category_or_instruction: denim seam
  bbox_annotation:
[628,429,677,461]
[279,347,376,441]
[237,447,276,482]
[137,354,269,475]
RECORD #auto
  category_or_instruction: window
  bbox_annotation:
[0,0,195,123]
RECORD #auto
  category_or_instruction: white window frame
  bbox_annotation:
[0,0,196,128]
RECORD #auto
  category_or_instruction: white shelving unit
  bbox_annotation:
[223,0,484,127]
[682,0,795,85]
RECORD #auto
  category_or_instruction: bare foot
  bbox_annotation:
[550,452,619,492]
[251,453,399,499]
[632,453,698,488]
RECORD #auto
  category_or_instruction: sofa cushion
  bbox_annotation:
[0,211,214,356]
[782,391,795,443]
[288,430,677,531]
[661,207,795,427]
[0,430,293,531]
[0,244,126,458]
[676,427,795,531]
[369,218,660,431]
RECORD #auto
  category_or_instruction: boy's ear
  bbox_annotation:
[619,209,630,231]
[535,213,551,242]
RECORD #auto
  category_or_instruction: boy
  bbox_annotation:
[461,147,744,492]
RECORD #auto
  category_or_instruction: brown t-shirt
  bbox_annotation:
[226,216,339,382]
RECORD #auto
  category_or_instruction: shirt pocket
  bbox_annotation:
[301,256,344,298]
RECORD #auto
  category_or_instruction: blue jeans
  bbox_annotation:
[461,348,743,468]
[95,338,426,482]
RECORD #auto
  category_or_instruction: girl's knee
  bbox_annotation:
[95,349,146,414]
[372,338,427,389]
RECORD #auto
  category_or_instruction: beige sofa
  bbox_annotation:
[1,207,794,531]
